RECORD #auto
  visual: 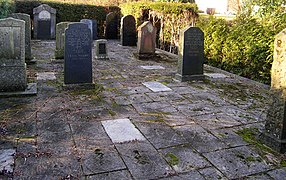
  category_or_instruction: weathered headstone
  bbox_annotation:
[64,23,92,84]
[0,18,27,91]
[120,15,136,46]
[80,19,93,40]
[95,39,108,59]
[175,26,205,82]
[9,13,32,61]
[33,4,56,39]
[55,22,70,59]
[92,20,98,40]
[260,28,286,153]
[105,12,118,39]
[137,21,156,56]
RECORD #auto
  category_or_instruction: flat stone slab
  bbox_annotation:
[140,65,165,70]
[86,170,132,179]
[101,118,146,143]
[203,146,270,179]
[37,72,56,80]
[0,83,37,97]
[142,81,172,92]
[0,149,16,174]
[205,73,228,78]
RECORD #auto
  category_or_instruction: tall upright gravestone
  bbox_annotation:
[55,22,70,59]
[0,18,27,91]
[260,28,286,153]
[105,12,118,39]
[92,20,98,40]
[9,13,32,61]
[33,4,56,39]
[80,19,93,40]
[64,23,92,84]
[175,26,205,82]
[137,21,156,56]
[120,15,136,46]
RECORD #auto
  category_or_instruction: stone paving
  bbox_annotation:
[1,40,286,179]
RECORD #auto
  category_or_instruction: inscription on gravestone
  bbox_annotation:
[99,44,106,54]
[64,23,92,84]
[175,26,205,82]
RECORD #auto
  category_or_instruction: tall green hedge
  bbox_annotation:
[0,0,15,18]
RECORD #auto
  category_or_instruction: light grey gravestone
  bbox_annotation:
[175,26,205,82]
[137,21,156,58]
[260,28,286,153]
[33,4,56,39]
[95,39,108,59]
[120,15,136,46]
[0,18,27,92]
[9,13,32,61]
[80,19,93,40]
[105,12,118,39]
[55,22,70,59]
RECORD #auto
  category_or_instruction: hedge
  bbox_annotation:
[0,0,15,18]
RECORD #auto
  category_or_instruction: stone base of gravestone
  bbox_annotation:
[63,83,95,90]
[260,90,286,153]
[175,73,205,82]
[0,65,27,92]
[0,83,37,97]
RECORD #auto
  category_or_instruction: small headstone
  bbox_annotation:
[55,22,70,59]
[142,81,172,92]
[9,13,32,61]
[64,23,92,84]
[137,21,156,56]
[260,28,286,153]
[102,119,146,143]
[92,20,98,40]
[80,19,93,40]
[95,39,108,59]
[140,65,165,70]
[37,72,56,80]
[105,12,118,39]
[175,26,205,82]
[120,15,136,46]
[33,4,56,39]
[205,73,227,79]
[0,18,27,92]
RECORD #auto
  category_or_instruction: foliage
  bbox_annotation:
[0,0,15,18]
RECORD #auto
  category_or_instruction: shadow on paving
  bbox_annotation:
[1,40,286,180]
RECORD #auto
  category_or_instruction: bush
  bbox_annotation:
[0,0,15,18]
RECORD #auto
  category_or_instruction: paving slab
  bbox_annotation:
[205,73,228,78]
[101,118,146,143]
[143,81,172,92]
[160,170,205,179]
[146,91,185,102]
[267,168,286,180]
[203,146,270,179]
[198,167,227,180]
[85,170,132,180]
[36,72,56,80]
[0,149,16,175]
[132,101,178,114]
[140,65,165,70]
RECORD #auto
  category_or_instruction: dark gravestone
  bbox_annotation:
[33,4,56,39]
[9,13,32,61]
[175,26,205,82]
[120,15,136,46]
[260,28,286,153]
[64,23,92,84]
[92,20,98,40]
[105,12,118,39]
[80,19,93,40]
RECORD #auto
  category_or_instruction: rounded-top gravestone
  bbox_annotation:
[120,15,136,46]
[80,19,93,40]
[105,12,119,39]
[137,21,156,54]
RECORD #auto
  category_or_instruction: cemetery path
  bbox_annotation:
[1,40,286,179]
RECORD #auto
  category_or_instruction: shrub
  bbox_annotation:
[0,0,15,18]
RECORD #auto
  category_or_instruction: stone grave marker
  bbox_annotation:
[175,26,205,82]
[137,21,156,56]
[105,12,118,39]
[0,18,27,92]
[80,19,93,40]
[95,39,108,59]
[9,13,32,61]
[55,22,70,59]
[33,4,56,39]
[92,20,98,40]
[120,15,136,46]
[64,23,92,84]
[260,28,286,153]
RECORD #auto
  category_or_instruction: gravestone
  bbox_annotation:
[0,18,27,91]
[175,26,205,82]
[92,20,98,40]
[260,28,286,153]
[64,23,92,84]
[105,12,118,39]
[80,19,93,40]
[33,4,56,39]
[95,39,108,59]
[55,22,70,59]
[120,15,136,46]
[137,21,156,56]
[9,13,32,61]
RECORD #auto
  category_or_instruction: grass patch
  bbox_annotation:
[165,152,179,166]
